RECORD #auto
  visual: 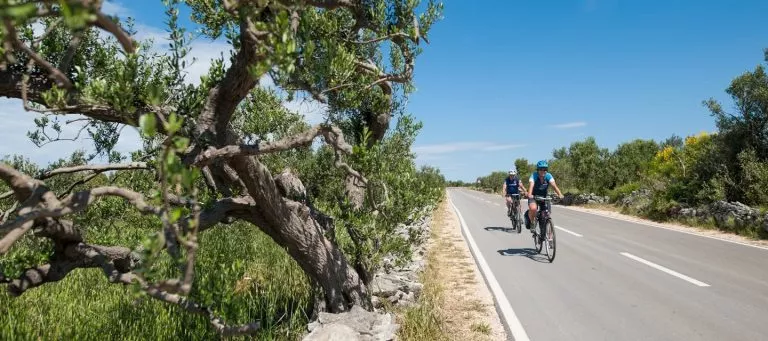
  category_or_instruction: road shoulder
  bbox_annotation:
[400,195,508,340]
[558,204,768,249]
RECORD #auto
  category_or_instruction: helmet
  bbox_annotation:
[536,160,549,169]
[508,169,517,175]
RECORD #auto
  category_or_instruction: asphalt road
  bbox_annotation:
[448,188,768,341]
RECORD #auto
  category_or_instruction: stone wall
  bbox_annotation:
[302,205,435,341]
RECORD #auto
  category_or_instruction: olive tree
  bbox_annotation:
[0,0,441,335]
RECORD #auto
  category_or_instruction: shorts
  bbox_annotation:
[528,198,547,208]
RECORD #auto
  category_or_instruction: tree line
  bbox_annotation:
[475,47,768,229]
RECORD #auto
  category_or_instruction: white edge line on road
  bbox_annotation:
[620,252,710,287]
[556,205,768,252]
[555,225,583,237]
[449,193,530,341]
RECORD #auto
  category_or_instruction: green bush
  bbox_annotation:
[608,182,640,203]
[738,148,768,206]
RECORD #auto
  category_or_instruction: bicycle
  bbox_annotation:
[506,194,523,233]
[529,195,556,263]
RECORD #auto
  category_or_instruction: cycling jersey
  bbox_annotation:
[504,176,521,195]
[530,172,554,197]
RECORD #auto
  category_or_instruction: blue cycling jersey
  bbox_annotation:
[504,176,521,195]
[529,172,554,197]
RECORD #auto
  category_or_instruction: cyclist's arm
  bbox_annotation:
[549,179,563,198]
[527,176,534,198]
[518,182,526,193]
[502,181,507,196]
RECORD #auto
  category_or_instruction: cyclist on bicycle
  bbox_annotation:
[525,160,563,230]
[502,169,526,216]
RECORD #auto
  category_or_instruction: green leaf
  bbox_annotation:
[170,208,183,223]
[139,114,156,136]
[173,137,189,151]
[165,151,176,166]
[3,3,38,19]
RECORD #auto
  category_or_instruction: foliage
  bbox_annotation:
[705,61,768,204]
[514,158,534,178]
[475,171,507,193]
[0,0,446,338]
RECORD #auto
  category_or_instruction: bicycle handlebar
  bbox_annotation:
[533,195,555,201]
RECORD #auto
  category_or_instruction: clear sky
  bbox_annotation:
[0,1,766,182]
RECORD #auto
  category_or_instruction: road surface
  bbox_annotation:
[448,188,768,341]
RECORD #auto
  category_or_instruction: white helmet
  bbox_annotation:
[509,169,516,175]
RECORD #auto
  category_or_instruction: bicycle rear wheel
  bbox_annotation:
[544,218,556,262]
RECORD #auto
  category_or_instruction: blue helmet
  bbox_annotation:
[536,160,549,169]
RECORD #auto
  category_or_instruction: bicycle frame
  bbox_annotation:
[532,195,556,262]
[532,195,551,223]
[507,194,523,233]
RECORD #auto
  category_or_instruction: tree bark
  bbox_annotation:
[227,153,370,312]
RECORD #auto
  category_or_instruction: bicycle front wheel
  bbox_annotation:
[533,219,543,253]
[544,219,556,263]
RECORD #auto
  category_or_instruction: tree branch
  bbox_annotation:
[0,162,42,201]
[93,11,136,54]
[0,186,160,253]
[6,241,133,296]
[345,32,410,44]
[196,16,267,145]
[1,19,73,89]
[38,162,150,180]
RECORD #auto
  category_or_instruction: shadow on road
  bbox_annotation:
[484,226,516,233]
[497,248,549,263]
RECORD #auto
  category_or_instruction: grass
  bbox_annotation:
[470,323,492,335]
[397,195,503,341]
[397,199,450,341]
[0,221,312,340]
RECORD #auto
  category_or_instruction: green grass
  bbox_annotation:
[0,222,312,340]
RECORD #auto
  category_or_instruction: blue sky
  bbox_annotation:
[408,0,768,181]
[0,1,766,182]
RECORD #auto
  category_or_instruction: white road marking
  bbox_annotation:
[449,193,531,341]
[620,252,710,287]
[555,225,583,237]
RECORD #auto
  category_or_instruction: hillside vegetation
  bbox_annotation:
[0,1,445,339]
[476,48,768,239]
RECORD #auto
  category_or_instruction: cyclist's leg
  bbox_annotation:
[526,198,537,229]
[536,200,547,240]
[504,195,512,215]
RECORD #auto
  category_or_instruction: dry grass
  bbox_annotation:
[581,202,622,212]
[398,193,507,341]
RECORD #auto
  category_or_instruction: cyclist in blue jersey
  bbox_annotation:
[525,160,563,229]
[502,169,526,216]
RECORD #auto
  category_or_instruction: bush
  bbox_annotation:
[608,182,640,203]
[738,148,768,206]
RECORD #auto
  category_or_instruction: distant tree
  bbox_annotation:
[609,139,660,186]
[514,158,534,178]
[561,137,610,194]
[704,59,768,203]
